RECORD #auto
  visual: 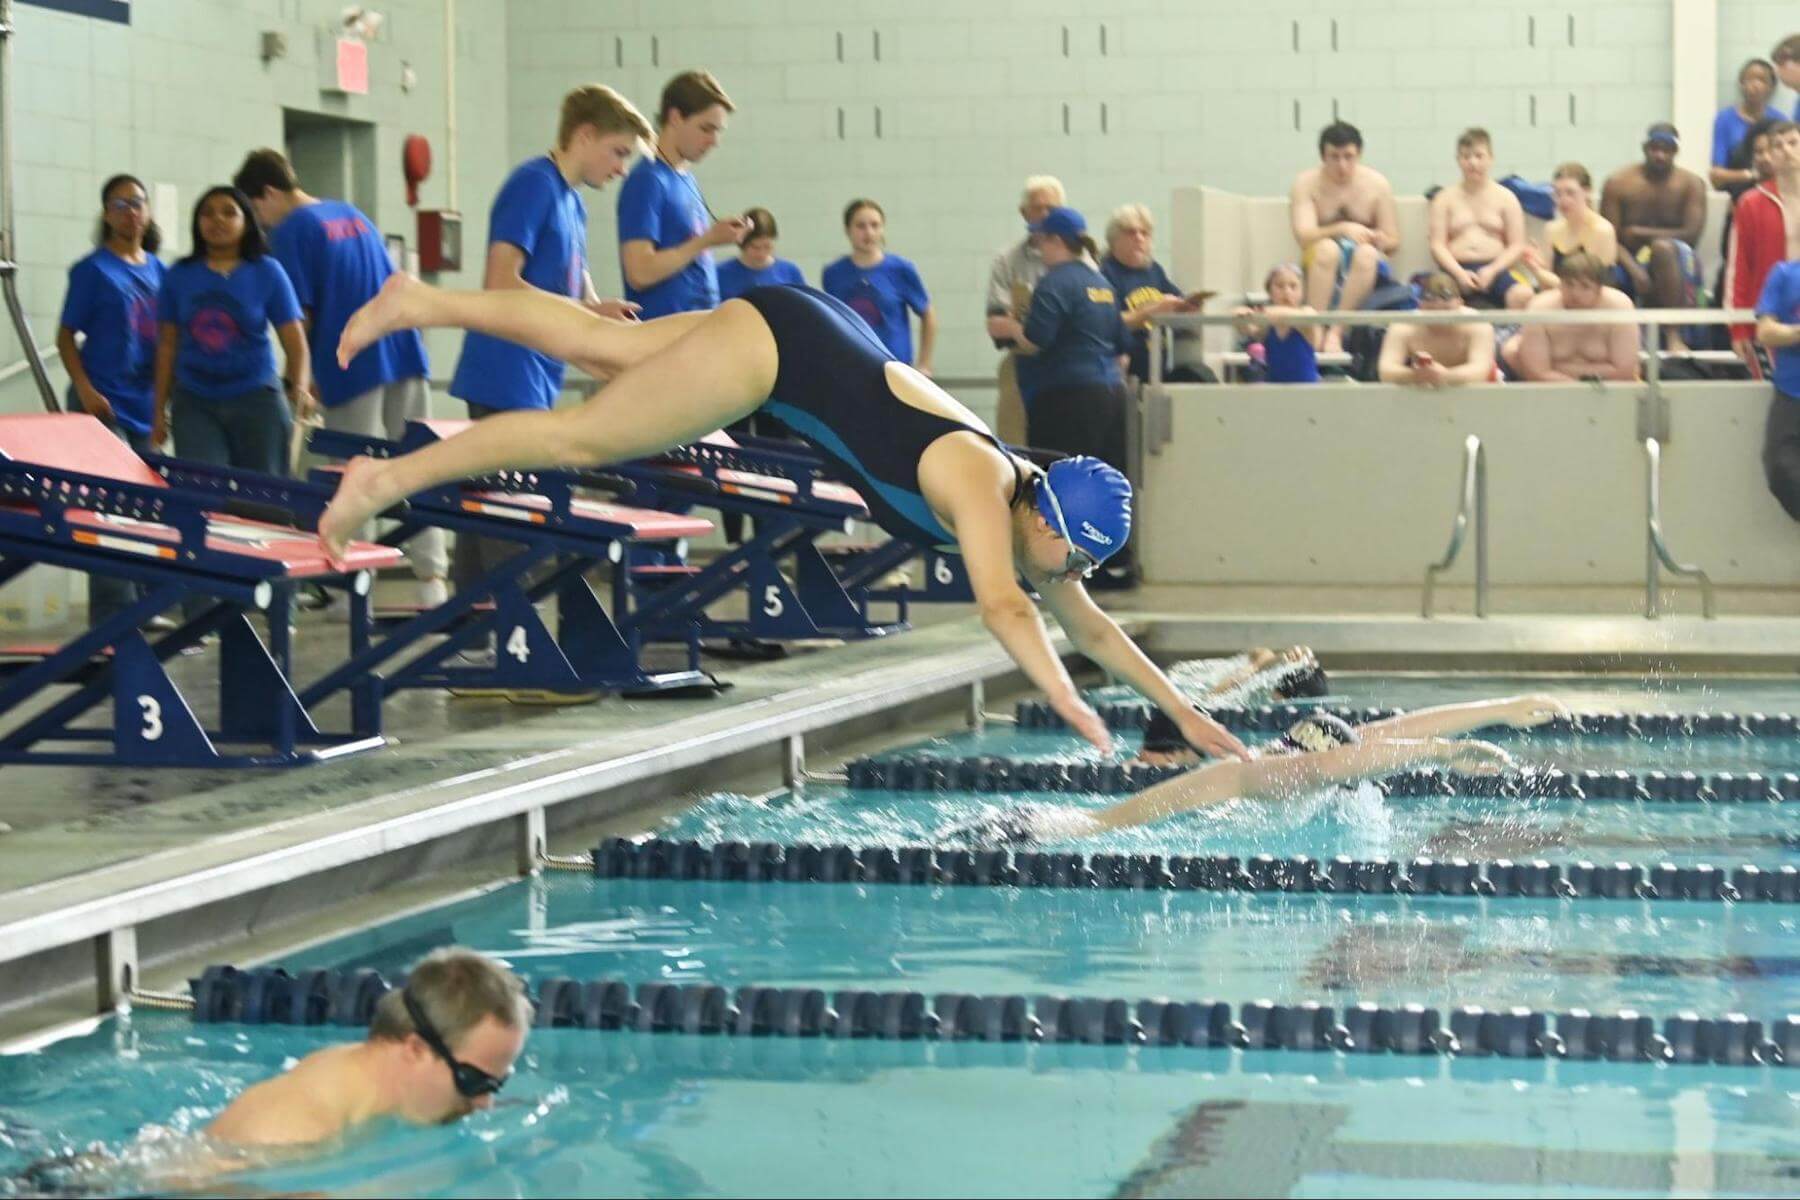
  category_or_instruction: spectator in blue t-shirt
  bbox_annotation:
[1098,203,1203,384]
[716,207,804,301]
[1773,36,1800,122]
[821,199,936,374]
[990,206,1133,584]
[618,70,749,320]
[1712,58,1779,195]
[234,147,446,605]
[154,186,308,480]
[57,172,168,627]
[448,85,651,609]
[1755,260,1800,519]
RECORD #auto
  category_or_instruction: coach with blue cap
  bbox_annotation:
[995,205,1137,586]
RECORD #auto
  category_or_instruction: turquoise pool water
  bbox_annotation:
[5,674,1800,1197]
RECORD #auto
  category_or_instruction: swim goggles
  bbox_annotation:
[1037,477,1100,579]
[403,989,509,1098]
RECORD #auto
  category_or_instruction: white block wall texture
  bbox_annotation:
[504,0,1694,392]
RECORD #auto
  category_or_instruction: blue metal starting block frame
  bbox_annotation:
[0,415,396,767]
[305,422,717,699]
[609,433,919,644]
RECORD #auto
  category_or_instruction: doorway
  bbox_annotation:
[282,109,378,214]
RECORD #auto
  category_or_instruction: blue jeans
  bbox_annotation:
[171,383,292,477]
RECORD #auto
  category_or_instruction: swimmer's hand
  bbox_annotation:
[1054,695,1114,755]
[586,297,641,322]
[1503,694,1571,729]
[1440,739,1516,776]
[704,216,753,248]
[1173,707,1250,761]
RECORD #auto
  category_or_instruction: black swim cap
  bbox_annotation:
[1269,712,1359,755]
[1273,663,1330,700]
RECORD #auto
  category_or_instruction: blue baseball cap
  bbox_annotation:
[1027,205,1087,239]
[1036,456,1132,564]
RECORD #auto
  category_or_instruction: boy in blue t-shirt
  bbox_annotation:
[716,206,804,301]
[236,148,445,601]
[440,84,653,615]
[618,69,748,319]
[1756,259,1800,520]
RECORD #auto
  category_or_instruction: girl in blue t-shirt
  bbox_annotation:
[1711,58,1779,196]
[820,199,936,375]
[155,186,310,478]
[716,207,804,302]
[57,172,169,626]
[1235,263,1321,384]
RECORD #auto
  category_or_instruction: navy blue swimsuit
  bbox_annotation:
[737,284,1012,549]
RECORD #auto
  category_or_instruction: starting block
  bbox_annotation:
[0,414,402,766]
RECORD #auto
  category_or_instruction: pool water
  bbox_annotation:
[6,674,1800,1197]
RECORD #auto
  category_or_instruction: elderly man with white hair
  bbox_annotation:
[986,175,1066,445]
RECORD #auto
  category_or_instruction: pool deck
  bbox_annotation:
[0,586,1795,1033]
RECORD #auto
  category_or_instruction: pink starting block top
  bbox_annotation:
[0,414,402,576]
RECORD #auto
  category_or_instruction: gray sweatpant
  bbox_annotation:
[322,376,448,581]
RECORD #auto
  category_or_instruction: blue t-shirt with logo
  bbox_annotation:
[1757,261,1800,397]
[59,248,165,434]
[1017,260,1129,401]
[156,256,301,401]
[820,254,930,364]
[1099,254,1182,381]
[716,256,804,302]
[451,156,588,412]
[271,199,427,408]
[616,157,718,318]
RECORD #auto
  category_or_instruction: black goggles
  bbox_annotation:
[403,989,509,1098]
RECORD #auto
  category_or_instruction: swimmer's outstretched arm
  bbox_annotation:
[1083,736,1513,834]
[1354,694,1568,742]
[1038,578,1249,761]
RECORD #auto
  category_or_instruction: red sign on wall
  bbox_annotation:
[335,37,369,95]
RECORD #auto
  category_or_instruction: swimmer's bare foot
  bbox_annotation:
[318,456,399,565]
[337,272,430,369]
[1322,329,1345,355]
[1248,648,1278,669]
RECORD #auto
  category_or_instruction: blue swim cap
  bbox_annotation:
[1037,456,1132,564]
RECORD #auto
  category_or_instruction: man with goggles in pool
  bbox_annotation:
[206,947,531,1147]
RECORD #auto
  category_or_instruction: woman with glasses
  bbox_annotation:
[56,174,167,626]
[322,276,1248,761]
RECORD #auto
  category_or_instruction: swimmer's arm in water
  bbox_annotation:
[1086,736,1469,833]
[927,442,1109,752]
[1038,581,1248,761]
[1355,694,1569,742]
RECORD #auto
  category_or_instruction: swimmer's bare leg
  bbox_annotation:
[337,273,710,376]
[321,301,777,557]
[1305,247,1343,352]
[1334,244,1383,352]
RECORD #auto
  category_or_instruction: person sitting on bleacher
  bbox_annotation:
[1522,163,1618,292]
[1428,128,1536,311]
[1377,272,1497,387]
[1289,122,1400,355]
[1233,263,1320,384]
[1498,252,1638,383]
[1600,124,1708,353]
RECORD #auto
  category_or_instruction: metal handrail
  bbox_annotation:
[1643,437,1715,619]
[1149,306,1753,330]
[1421,435,1487,619]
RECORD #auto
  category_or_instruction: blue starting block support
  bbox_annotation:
[305,419,719,698]
[0,414,400,766]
